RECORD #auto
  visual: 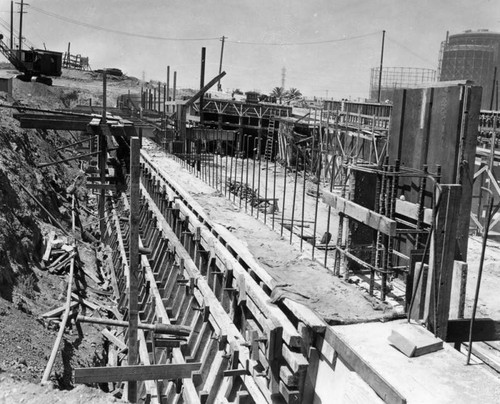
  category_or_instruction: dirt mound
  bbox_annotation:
[0,375,126,404]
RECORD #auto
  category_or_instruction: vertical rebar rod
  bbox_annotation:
[245,135,250,212]
[380,159,389,301]
[281,160,287,237]
[290,151,300,244]
[371,170,382,296]
[272,137,278,230]
[324,154,336,266]
[229,141,234,200]
[224,138,229,197]
[251,138,257,216]
[300,150,307,251]
[257,135,262,219]
[312,153,321,260]
[240,135,245,208]
[264,137,270,224]
[334,159,347,276]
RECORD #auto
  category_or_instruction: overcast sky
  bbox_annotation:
[1,0,499,99]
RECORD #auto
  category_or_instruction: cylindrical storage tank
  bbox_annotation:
[369,67,436,103]
[438,30,500,109]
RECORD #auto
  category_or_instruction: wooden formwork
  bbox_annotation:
[100,149,330,403]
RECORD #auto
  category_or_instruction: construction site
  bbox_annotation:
[1,2,500,404]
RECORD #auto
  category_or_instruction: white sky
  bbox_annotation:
[1,0,499,99]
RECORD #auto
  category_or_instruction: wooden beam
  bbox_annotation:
[322,190,396,236]
[446,319,500,342]
[394,199,432,225]
[424,185,462,339]
[74,362,202,383]
[18,116,90,131]
[86,183,117,191]
[324,328,407,404]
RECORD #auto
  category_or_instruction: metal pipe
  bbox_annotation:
[230,138,235,202]
[77,315,191,336]
[290,148,300,244]
[466,188,494,365]
[377,30,386,103]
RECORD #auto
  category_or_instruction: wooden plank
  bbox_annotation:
[41,301,78,318]
[324,327,407,404]
[86,183,117,191]
[74,362,202,383]
[302,346,320,404]
[322,190,396,236]
[446,319,500,342]
[394,199,432,225]
[424,185,461,339]
[42,231,56,262]
[18,117,89,131]
[102,329,128,352]
[449,261,467,319]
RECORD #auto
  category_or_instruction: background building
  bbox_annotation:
[438,29,500,109]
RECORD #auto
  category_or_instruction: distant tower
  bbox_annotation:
[438,29,500,108]
[142,71,146,82]
[281,67,286,89]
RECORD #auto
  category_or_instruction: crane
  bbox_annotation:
[0,33,62,85]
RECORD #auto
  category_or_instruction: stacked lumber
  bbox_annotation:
[41,231,76,274]
[226,179,279,213]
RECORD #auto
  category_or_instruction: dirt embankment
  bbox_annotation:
[0,71,132,394]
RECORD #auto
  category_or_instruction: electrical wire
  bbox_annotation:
[30,6,220,42]
[386,35,436,67]
[30,5,379,47]
[226,31,381,46]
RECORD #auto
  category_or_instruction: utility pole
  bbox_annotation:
[281,67,286,90]
[218,36,226,91]
[377,30,386,103]
[200,47,206,125]
[10,1,13,49]
[18,0,25,52]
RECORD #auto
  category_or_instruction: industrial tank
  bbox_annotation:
[439,30,500,109]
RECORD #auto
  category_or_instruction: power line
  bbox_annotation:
[29,6,380,47]
[29,6,220,42]
[226,31,381,46]
[386,36,436,67]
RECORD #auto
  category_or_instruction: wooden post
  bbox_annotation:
[128,136,140,402]
[158,81,162,113]
[424,185,462,339]
[99,70,107,238]
[166,66,170,114]
[173,71,177,114]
